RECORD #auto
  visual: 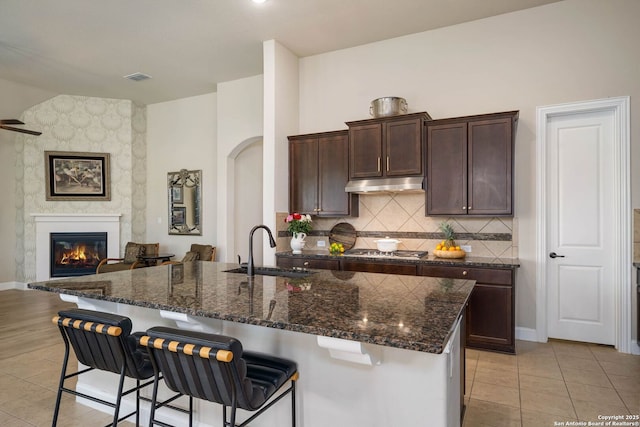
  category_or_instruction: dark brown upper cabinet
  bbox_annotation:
[426,111,518,216]
[346,112,431,180]
[288,130,358,217]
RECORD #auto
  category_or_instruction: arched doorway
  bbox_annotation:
[231,137,263,264]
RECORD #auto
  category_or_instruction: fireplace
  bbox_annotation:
[33,213,121,281]
[50,232,107,277]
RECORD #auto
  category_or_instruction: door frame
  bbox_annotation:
[535,96,631,353]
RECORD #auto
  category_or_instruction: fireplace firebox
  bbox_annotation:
[50,232,107,277]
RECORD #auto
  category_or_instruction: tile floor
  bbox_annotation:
[463,340,640,427]
[1,340,638,427]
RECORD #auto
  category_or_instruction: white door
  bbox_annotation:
[546,109,615,345]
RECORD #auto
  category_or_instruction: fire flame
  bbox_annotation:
[58,245,100,265]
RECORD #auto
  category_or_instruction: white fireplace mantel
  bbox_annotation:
[32,213,121,281]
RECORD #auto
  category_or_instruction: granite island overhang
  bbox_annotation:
[29,261,475,426]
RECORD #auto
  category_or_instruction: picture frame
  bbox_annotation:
[170,263,184,285]
[171,207,187,226]
[45,151,111,201]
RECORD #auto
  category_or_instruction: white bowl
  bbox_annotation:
[374,237,401,252]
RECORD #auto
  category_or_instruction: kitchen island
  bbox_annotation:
[278,251,519,353]
[29,261,474,427]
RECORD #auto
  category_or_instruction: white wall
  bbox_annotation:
[216,75,264,262]
[0,78,55,283]
[297,0,640,332]
[0,135,17,283]
[263,40,299,264]
[146,93,217,258]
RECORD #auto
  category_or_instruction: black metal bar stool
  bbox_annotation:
[138,326,299,427]
[52,308,155,427]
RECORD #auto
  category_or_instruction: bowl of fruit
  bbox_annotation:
[433,222,466,259]
[329,242,345,255]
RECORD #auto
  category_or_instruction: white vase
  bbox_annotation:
[290,232,306,254]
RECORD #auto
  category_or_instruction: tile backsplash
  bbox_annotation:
[277,192,517,259]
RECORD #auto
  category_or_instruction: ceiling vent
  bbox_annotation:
[123,72,152,82]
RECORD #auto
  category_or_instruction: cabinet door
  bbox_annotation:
[468,118,513,215]
[318,133,354,216]
[385,117,423,176]
[277,256,340,270]
[289,137,318,215]
[349,123,383,179]
[466,283,514,353]
[426,122,467,215]
[417,265,515,353]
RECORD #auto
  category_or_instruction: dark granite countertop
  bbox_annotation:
[277,250,520,269]
[28,261,474,354]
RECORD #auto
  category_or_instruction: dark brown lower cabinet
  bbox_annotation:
[417,265,515,354]
[275,255,516,353]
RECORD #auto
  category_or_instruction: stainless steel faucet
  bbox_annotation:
[247,225,276,276]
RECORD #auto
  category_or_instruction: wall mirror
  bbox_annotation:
[168,169,202,235]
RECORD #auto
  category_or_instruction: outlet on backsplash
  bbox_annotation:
[317,240,326,247]
[461,245,472,253]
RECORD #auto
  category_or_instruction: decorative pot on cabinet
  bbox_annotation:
[290,232,306,254]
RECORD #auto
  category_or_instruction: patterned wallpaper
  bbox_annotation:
[277,192,516,259]
[14,95,147,282]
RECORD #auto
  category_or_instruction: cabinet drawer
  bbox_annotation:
[342,260,417,276]
[277,257,340,271]
[418,265,513,286]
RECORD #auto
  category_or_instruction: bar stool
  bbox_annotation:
[52,308,155,426]
[138,326,299,427]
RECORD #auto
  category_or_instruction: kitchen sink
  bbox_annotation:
[224,266,315,278]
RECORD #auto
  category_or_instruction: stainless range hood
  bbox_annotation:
[345,176,424,194]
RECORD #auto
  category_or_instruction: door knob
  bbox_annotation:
[549,252,565,259]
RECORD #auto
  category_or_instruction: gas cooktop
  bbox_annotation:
[343,249,428,259]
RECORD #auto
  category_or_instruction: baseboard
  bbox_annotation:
[515,327,538,342]
[516,326,640,354]
[0,282,28,291]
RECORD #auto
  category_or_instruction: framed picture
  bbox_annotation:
[45,151,111,201]
[171,185,183,204]
[172,207,186,225]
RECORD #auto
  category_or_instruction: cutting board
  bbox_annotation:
[328,222,356,250]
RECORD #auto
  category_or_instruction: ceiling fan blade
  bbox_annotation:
[0,119,25,125]
[0,125,42,136]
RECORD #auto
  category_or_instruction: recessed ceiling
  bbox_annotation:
[0,0,562,105]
